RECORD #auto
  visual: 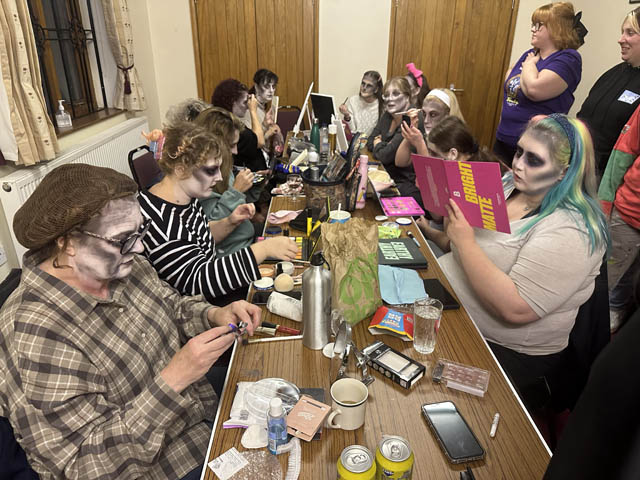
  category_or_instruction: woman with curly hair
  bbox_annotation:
[212,78,277,173]
[137,121,296,305]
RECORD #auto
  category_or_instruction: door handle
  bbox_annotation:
[449,83,464,93]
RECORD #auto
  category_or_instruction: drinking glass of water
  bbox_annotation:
[413,297,443,354]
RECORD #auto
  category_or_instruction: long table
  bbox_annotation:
[202,194,551,479]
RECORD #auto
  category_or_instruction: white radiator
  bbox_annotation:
[0,116,149,265]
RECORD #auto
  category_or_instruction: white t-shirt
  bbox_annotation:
[439,208,605,355]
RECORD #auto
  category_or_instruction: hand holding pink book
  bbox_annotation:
[412,154,510,234]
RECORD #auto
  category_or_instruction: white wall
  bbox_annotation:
[510,0,632,116]
[318,0,392,102]
[129,0,199,130]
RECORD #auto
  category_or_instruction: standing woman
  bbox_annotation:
[367,77,425,206]
[494,2,587,167]
[578,7,640,178]
[339,70,383,136]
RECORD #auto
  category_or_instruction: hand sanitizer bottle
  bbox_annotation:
[55,100,72,130]
[267,397,287,454]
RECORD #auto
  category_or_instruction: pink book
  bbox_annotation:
[412,155,510,234]
[380,196,425,217]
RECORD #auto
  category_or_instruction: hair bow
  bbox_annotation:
[573,11,588,46]
[406,63,423,87]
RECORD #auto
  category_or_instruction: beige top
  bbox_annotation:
[439,208,605,355]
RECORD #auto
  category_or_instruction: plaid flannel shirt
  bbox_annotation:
[0,252,217,479]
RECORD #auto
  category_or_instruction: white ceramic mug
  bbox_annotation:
[326,377,368,430]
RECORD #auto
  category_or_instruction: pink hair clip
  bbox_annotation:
[406,62,423,87]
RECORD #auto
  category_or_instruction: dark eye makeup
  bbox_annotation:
[515,145,544,167]
[202,166,220,177]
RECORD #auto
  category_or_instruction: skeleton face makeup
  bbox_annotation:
[256,81,276,103]
[71,198,144,282]
[232,92,249,118]
[512,133,565,196]
[360,77,377,99]
[179,156,223,199]
[383,86,410,115]
[422,98,449,134]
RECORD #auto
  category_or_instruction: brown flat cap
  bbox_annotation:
[14,164,138,250]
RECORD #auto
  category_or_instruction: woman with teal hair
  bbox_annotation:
[439,114,609,410]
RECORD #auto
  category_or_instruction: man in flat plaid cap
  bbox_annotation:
[0,164,261,479]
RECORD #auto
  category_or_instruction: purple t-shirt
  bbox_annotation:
[496,48,582,146]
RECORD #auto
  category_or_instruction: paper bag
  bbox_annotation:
[321,218,382,325]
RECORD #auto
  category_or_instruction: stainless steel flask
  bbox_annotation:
[302,252,332,349]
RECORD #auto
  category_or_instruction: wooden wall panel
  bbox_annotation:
[193,0,317,111]
[388,0,519,148]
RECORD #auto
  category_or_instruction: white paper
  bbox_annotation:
[208,447,248,480]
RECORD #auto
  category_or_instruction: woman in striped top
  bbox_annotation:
[138,121,297,304]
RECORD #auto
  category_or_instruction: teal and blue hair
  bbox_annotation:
[518,114,610,254]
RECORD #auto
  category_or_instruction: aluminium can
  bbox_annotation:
[337,445,376,480]
[309,166,320,181]
[375,435,414,479]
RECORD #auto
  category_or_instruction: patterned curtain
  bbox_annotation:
[0,0,58,165]
[100,0,146,111]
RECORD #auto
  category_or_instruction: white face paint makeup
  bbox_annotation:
[178,156,223,199]
[383,86,410,115]
[360,77,377,99]
[512,133,564,196]
[422,99,449,134]
[71,199,144,282]
[232,92,249,118]
[405,74,421,99]
[256,81,276,103]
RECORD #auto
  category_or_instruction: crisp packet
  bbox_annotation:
[368,305,414,341]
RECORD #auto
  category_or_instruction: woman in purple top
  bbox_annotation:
[494,2,587,167]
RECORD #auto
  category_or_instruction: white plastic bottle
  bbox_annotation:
[267,397,287,454]
[55,100,72,130]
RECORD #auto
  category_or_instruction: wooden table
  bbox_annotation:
[202,195,551,479]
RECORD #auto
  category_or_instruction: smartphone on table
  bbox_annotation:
[423,278,460,310]
[421,401,485,464]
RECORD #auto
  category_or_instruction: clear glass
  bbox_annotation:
[413,297,443,354]
[286,174,303,207]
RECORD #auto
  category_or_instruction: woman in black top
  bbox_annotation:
[367,76,425,207]
[578,7,640,177]
[211,79,274,173]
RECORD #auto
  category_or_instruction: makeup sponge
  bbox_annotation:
[274,273,294,292]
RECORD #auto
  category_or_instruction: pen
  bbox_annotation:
[242,335,303,344]
[407,231,421,248]
[490,412,500,438]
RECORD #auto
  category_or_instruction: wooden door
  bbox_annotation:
[190,0,318,110]
[388,0,519,148]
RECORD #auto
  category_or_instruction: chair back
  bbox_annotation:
[127,145,163,190]
[277,106,303,134]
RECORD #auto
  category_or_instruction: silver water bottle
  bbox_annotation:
[302,252,332,350]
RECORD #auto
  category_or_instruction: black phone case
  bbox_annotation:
[421,402,485,464]
[423,278,460,310]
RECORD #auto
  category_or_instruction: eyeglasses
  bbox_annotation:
[80,218,151,255]
[531,22,544,32]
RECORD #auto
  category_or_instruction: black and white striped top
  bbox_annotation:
[137,190,260,303]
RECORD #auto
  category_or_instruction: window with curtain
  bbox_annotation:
[26,0,117,129]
